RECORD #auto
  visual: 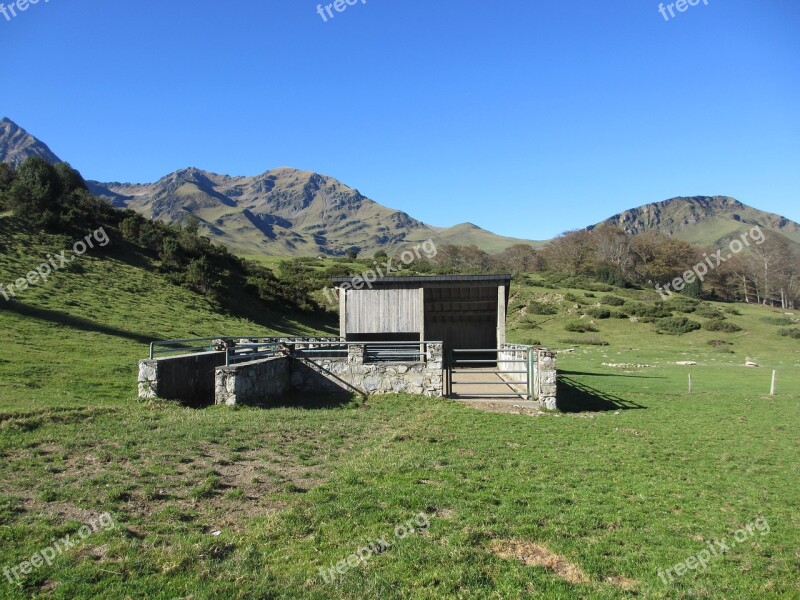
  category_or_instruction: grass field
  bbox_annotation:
[1,221,798,598]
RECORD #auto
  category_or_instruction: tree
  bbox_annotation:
[494,244,542,274]
[346,247,360,260]
[7,157,64,229]
[592,225,634,282]
[542,230,595,276]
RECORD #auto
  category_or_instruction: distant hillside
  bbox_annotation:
[595,196,800,248]
[0,118,62,167]
[0,118,541,257]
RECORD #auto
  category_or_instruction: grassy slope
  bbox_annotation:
[0,216,333,412]
[1,231,798,599]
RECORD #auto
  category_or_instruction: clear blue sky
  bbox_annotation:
[2,0,798,239]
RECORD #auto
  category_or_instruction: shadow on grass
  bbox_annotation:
[1,301,155,344]
[260,391,362,410]
[557,375,646,412]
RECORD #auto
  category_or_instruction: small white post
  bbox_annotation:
[770,370,776,396]
[688,374,692,395]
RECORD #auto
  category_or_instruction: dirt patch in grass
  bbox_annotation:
[604,574,638,590]
[490,540,589,584]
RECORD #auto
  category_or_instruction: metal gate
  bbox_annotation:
[446,347,533,399]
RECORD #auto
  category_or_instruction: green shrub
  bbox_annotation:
[584,292,596,298]
[763,316,793,325]
[778,328,800,339]
[724,307,742,316]
[613,311,629,319]
[629,303,673,319]
[586,283,615,292]
[707,339,732,347]
[600,295,626,306]
[703,320,742,333]
[695,306,725,320]
[528,301,558,315]
[655,317,702,335]
[595,266,627,288]
[560,336,609,346]
[564,292,580,303]
[585,308,612,319]
[668,296,699,313]
[565,321,599,333]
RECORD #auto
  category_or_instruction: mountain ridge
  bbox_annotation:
[2,117,798,256]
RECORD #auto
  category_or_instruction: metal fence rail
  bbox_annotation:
[148,337,437,366]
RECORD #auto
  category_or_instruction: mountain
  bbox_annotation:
[0,118,540,257]
[88,168,542,257]
[594,196,800,248]
[0,118,62,167]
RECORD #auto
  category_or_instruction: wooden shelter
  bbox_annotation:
[331,275,512,351]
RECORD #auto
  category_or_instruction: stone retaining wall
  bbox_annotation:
[215,355,290,406]
[138,351,227,406]
[211,343,444,406]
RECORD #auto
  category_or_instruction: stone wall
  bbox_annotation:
[533,349,558,410]
[211,343,444,406]
[215,356,290,406]
[138,351,227,406]
[138,342,554,408]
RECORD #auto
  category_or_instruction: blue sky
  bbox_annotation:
[1,0,798,239]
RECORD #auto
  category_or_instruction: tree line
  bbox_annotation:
[413,225,799,308]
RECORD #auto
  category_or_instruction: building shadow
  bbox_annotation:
[557,375,645,412]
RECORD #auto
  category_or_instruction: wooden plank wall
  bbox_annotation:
[345,288,422,334]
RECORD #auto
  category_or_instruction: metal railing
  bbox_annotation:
[147,337,437,366]
[148,336,347,366]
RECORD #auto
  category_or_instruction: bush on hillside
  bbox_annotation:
[565,321,599,333]
[695,306,725,320]
[561,336,609,346]
[585,308,612,319]
[528,301,558,315]
[655,317,701,335]
[763,316,793,325]
[668,296,700,313]
[778,328,800,339]
[681,279,702,298]
[707,339,733,347]
[628,302,673,319]
[703,320,743,333]
[595,266,627,288]
[600,295,626,306]
[724,307,742,316]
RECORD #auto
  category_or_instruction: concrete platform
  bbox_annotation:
[450,370,531,402]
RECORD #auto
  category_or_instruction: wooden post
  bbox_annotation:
[688,374,692,395]
[770,370,776,396]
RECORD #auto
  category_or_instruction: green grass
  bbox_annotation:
[1,222,798,598]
